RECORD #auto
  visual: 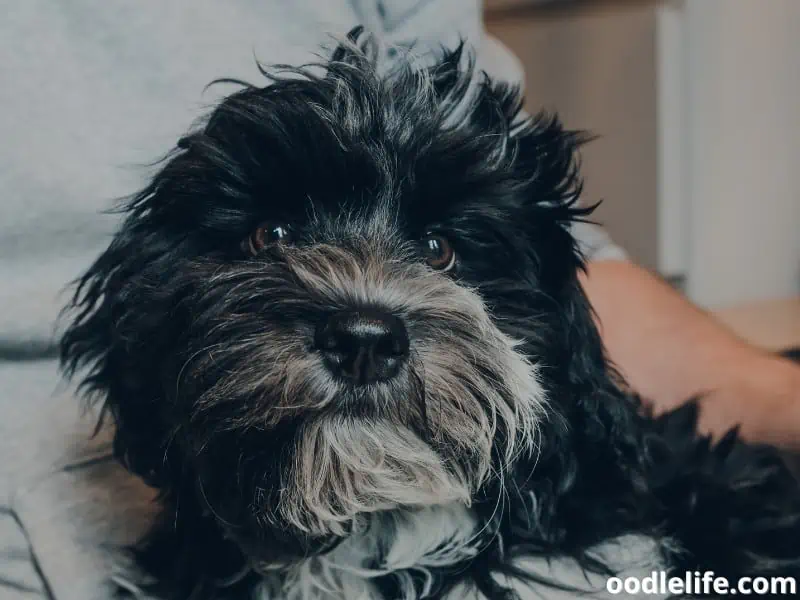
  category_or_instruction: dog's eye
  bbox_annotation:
[421,234,456,272]
[243,222,293,255]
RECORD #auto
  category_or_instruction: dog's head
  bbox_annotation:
[61,36,601,566]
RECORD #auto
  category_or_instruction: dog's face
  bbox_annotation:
[62,42,595,566]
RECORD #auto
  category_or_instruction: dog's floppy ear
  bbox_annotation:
[60,212,180,488]
[510,113,618,391]
[515,111,596,279]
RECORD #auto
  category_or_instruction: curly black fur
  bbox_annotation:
[61,30,800,600]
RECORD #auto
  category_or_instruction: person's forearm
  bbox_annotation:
[580,259,800,447]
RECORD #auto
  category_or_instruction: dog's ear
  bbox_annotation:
[508,113,618,392]
[516,111,596,281]
[60,213,180,488]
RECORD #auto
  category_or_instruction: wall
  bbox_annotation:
[683,0,800,308]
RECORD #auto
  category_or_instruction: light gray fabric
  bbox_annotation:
[0,2,624,597]
[0,358,157,599]
[573,221,627,262]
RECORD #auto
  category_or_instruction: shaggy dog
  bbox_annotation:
[61,31,800,599]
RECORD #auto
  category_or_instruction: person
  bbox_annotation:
[0,1,797,597]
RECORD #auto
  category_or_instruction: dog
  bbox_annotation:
[61,31,800,599]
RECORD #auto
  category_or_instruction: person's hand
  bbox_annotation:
[580,260,800,449]
[697,353,800,449]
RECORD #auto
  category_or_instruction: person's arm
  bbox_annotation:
[580,259,800,449]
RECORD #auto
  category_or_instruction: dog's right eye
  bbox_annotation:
[421,233,456,272]
[242,222,293,255]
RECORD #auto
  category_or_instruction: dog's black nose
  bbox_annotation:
[315,310,409,384]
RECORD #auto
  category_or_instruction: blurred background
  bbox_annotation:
[485,0,799,347]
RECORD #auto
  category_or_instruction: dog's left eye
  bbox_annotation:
[243,222,293,255]
[421,234,456,272]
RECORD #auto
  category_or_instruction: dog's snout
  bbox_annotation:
[314,310,409,384]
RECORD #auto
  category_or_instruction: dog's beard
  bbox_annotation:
[286,418,469,537]
[164,234,544,543]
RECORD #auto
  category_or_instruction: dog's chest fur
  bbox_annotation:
[255,504,481,600]
[254,503,668,600]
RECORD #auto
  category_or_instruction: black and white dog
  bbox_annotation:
[61,33,800,599]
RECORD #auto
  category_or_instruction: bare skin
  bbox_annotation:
[580,260,800,449]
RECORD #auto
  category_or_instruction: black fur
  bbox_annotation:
[61,31,800,599]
